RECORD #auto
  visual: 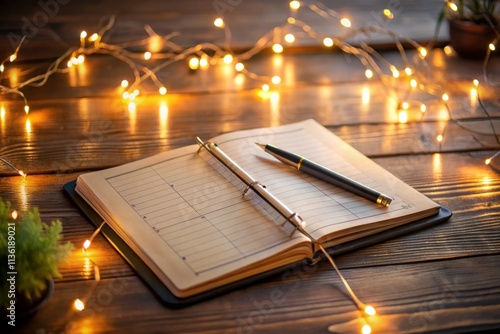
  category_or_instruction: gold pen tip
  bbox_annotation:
[255,142,266,149]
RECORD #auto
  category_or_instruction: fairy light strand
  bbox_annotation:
[0,158,27,178]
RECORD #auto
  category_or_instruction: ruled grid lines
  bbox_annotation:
[105,151,298,276]
[217,128,413,236]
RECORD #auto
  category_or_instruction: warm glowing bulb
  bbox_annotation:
[19,170,26,178]
[199,57,208,68]
[188,57,200,70]
[402,101,409,110]
[271,75,281,85]
[24,105,29,114]
[133,89,140,96]
[442,93,449,101]
[384,9,394,19]
[67,60,73,68]
[489,43,496,51]
[83,240,91,249]
[340,18,351,27]
[419,47,428,58]
[77,55,85,63]
[485,158,491,165]
[272,43,284,53]
[80,31,87,39]
[235,62,244,72]
[361,324,372,334]
[323,37,334,47]
[128,93,135,101]
[444,45,453,55]
[89,33,99,42]
[223,54,233,64]
[391,67,399,78]
[214,17,224,28]
[289,1,300,10]
[437,134,443,142]
[11,210,18,220]
[122,92,129,99]
[284,33,295,43]
[9,54,16,62]
[364,305,376,316]
[287,17,296,24]
[0,64,4,72]
[410,79,417,88]
[121,80,129,88]
[159,87,167,95]
[448,2,458,11]
[473,79,479,87]
[365,69,373,79]
[262,84,270,92]
[144,51,152,60]
[421,104,427,113]
[405,67,412,75]
[74,299,85,311]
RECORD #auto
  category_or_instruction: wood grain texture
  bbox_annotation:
[1,1,500,333]
[18,255,500,334]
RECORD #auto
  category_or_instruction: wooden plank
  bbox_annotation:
[1,117,498,174]
[0,0,447,61]
[0,151,498,284]
[18,254,500,333]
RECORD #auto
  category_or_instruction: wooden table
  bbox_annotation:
[1,1,500,333]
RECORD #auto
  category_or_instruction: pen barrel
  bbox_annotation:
[299,159,383,204]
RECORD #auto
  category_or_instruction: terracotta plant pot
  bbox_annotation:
[448,19,498,59]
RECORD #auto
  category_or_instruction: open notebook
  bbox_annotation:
[67,119,451,305]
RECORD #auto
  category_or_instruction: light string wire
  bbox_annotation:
[1,2,498,331]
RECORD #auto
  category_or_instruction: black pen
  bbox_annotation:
[256,143,393,207]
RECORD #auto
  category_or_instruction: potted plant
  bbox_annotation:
[436,0,499,59]
[0,198,73,324]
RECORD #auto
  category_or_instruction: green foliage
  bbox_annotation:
[435,0,499,37]
[0,198,73,307]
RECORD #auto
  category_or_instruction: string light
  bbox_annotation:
[362,324,372,334]
[272,43,284,53]
[188,57,200,70]
[285,33,295,43]
[74,299,85,311]
[262,84,270,92]
[121,80,129,88]
[214,17,225,28]
[340,18,352,28]
[0,158,27,178]
[489,43,496,51]
[289,1,300,10]
[235,62,245,72]
[11,210,18,220]
[365,69,373,79]
[83,222,106,251]
[144,51,152,60]
[442,93,449,101]
[223,54,233,64]
[271,75,281,85]
[159,86,167,95]
[323,38,334,47]
[485,149,500,165]
[448,2,459,11]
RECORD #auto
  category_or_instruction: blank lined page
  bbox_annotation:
[105,150,304,275]
[212,120,439,243]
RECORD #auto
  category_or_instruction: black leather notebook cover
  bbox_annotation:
[63,180,452,308]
